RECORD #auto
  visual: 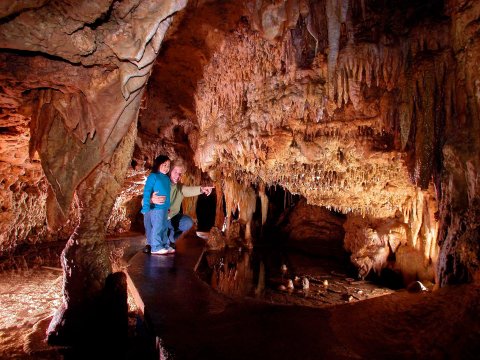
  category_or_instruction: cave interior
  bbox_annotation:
[0,0,480,358]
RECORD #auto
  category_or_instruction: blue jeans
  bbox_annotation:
[144,209,169,251]
[167,214,194,244]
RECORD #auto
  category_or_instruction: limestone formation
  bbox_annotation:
[0,0,187,345]
[189,0,479,283]
[206,226,226,251]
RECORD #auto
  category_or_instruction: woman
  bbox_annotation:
[141,155,174,255]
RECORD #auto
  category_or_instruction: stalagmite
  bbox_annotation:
[223,178,257,246]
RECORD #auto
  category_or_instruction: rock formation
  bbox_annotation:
[191,0,480,285]
[1,0,480,345]
[0,0,187,345]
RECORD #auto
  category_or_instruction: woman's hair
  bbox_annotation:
[151,155,170,173]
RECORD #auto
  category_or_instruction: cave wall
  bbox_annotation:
[0,58,81,253]
[436,0,480,284]
[0,0,187,253]
[0,0,187,345]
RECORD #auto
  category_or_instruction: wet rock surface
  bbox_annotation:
[198,246,396,309]
[0,234,149,359]
[0,268,63,359]
[128,232,480,360]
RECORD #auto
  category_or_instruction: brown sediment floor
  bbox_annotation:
[261,273,395,308]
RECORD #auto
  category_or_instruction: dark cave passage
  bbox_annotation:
[196,190,217,232]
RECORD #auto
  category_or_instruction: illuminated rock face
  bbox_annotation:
[0,0,187,345]
[190,0,479,284]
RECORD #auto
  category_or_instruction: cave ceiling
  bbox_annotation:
[140,0,452,218]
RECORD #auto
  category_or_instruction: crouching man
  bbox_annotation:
[149,160,213,249]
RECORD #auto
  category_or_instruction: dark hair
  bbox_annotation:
[152,155,170,173]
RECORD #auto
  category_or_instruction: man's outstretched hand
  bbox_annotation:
[151,193,166,205]
[200,186,215,196]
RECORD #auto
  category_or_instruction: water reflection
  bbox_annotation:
[203,248,263,298]
[197,246,396,308]
[198,247,309,300]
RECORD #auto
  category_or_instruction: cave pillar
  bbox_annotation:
[47,118,137,347]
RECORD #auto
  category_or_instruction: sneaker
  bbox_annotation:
[151,248,169,255]
[143,245,151,254]
[167,247,175,254]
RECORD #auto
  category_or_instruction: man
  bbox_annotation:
[144,160,213,253]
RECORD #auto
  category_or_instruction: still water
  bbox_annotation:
[196,246,393,307]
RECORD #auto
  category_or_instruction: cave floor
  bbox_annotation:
[128,232,480,360]
[1,233,479,359]
[0,267,63,359]
[0,234,146,359]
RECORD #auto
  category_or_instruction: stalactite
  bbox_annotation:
[193,1,453,224]
[326,0,349,100]
[259,182,269,226]
[413,65,436,189]
[223,178,257,245]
